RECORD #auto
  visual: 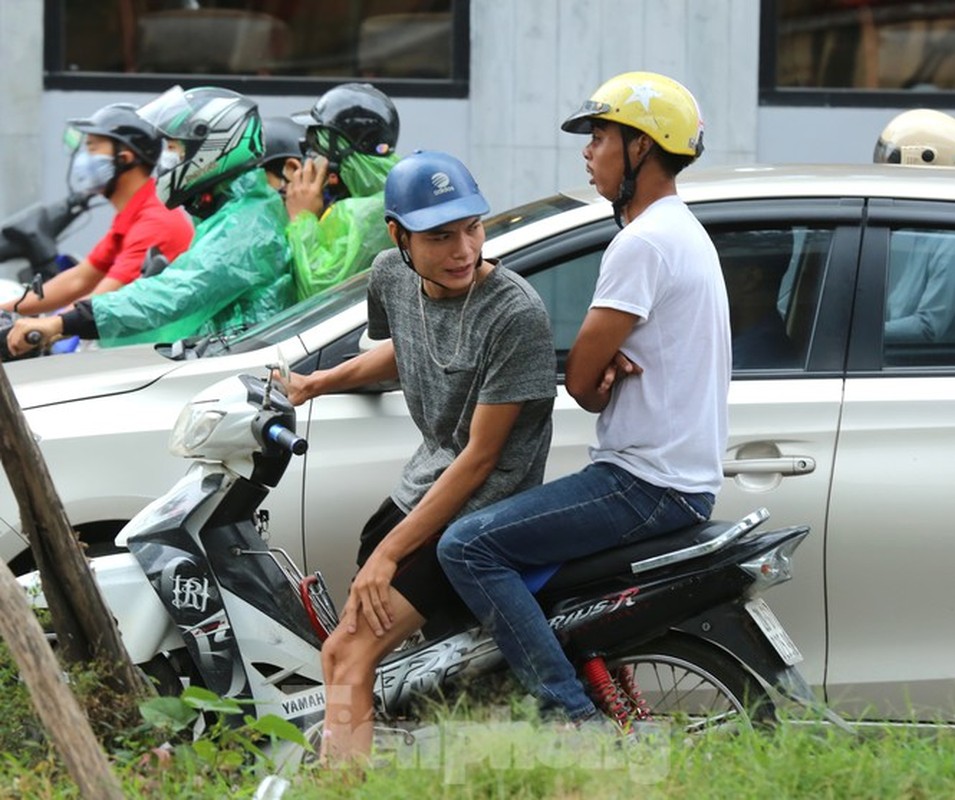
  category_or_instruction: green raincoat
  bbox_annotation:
[93,170,294,346]
[288,150,398,302]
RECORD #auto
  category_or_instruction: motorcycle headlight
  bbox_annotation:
[169,404,225,456]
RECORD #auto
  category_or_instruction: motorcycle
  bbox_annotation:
[0,193,90,287]
[0,193,90,360]
[0,192,171,361]
[20,366,847,769]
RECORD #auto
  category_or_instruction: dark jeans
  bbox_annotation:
[437,462,713,720]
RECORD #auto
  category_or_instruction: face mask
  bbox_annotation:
[156,148,182,176]
[68,151,116,196]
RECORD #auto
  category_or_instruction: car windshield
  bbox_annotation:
[168,193,587,360]
[173,271,371,359]
[483,194,584,238]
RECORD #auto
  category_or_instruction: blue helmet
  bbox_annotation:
[384,150,489,232]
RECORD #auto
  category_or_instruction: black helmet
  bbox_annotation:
[68,103,163,167]
[138,85,263,212]
[261,116,307,166]
[294,83,399,163]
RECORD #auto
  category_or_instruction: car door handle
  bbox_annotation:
[723,457,816,477]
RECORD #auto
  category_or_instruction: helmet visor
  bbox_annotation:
[561,100,612,134]
[873,137,901,164]
[138,86,204,141]
[305,127,336,159]
[63,126,84,154]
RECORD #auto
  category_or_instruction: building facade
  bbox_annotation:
[3,1,953,256]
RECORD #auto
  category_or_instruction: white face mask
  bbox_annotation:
[68,150,116,196]
[156,148,182,176]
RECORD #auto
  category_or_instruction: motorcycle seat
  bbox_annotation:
[533,518,741,594]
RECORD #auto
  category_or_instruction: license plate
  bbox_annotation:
[745,597,803,666]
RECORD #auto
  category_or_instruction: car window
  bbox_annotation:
[484,194,587,239]
[714,226,834,371]
[523,250,602,355]
[521,223,835,375]
[882,228,955,367]
[192,271,372,358]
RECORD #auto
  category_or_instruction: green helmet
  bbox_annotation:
[138,85,263,211]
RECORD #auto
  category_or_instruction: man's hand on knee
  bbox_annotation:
[344,551,398,636]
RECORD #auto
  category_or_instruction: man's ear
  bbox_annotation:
[627,132,653,162]
[282,157,302,182]
[117,148,139,169]
[386,219,403,247]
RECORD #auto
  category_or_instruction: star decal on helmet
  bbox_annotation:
[625,83,662,110]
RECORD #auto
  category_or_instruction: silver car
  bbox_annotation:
[3,163,954,722]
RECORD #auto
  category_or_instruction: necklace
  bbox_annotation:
[418,275,477,370]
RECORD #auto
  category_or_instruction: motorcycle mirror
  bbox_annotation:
[263,349,291,409]
[274,347,291,382]
[12,274,43,315]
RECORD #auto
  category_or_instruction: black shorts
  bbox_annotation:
[356,498,472,633]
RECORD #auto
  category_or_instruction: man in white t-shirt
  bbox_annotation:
[439,71,731,727]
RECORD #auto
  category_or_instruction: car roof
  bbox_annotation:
[677,162,955,203]
[560,162,955,205]
[485,162,955,256]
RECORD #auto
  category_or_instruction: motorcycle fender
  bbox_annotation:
[19,553,183,664]
[674,599,817,705]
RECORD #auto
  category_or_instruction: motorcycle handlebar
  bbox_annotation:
[265,422,308,456]
[25,330,43,346]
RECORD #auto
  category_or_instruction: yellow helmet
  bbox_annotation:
[873,109,955,166]
[561,71,704,158]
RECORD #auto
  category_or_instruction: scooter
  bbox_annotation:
[0,194,90,360]
[20,366,845,768]
[0,193,90,287]
[0,194,171,361]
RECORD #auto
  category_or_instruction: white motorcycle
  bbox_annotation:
[21,366,845,768]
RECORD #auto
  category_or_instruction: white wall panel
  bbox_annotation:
[13,0,925,243]
[0,0,43,218]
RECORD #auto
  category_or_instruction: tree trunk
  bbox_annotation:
[0,558,124,799]
[0,361,149,693]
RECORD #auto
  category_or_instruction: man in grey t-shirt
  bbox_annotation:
[276,151,555,764]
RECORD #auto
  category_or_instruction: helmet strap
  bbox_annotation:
[103,144,135,199]
[612,128,651,228]
[394,224,416,271]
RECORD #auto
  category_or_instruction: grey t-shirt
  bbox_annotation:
[367,248,556,517]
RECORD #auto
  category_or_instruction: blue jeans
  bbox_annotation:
[437,462,714,720]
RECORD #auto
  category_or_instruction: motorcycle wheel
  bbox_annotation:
[607,633,776,734]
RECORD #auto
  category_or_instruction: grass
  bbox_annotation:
[1,644,954,799]
[283,722,955,800]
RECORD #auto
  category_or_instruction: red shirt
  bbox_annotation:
[87,178,194,285]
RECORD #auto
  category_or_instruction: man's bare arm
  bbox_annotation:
[565,307,641,413]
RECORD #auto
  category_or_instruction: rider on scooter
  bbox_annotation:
[6,86,294,354]
[438,71,732,727]
[275,150,557,765]
[0,103,193,316]
[285,83,400,301]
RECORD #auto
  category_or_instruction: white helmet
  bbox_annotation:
[873,109,955,166]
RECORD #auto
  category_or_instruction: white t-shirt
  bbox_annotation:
[589,194,731,496]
